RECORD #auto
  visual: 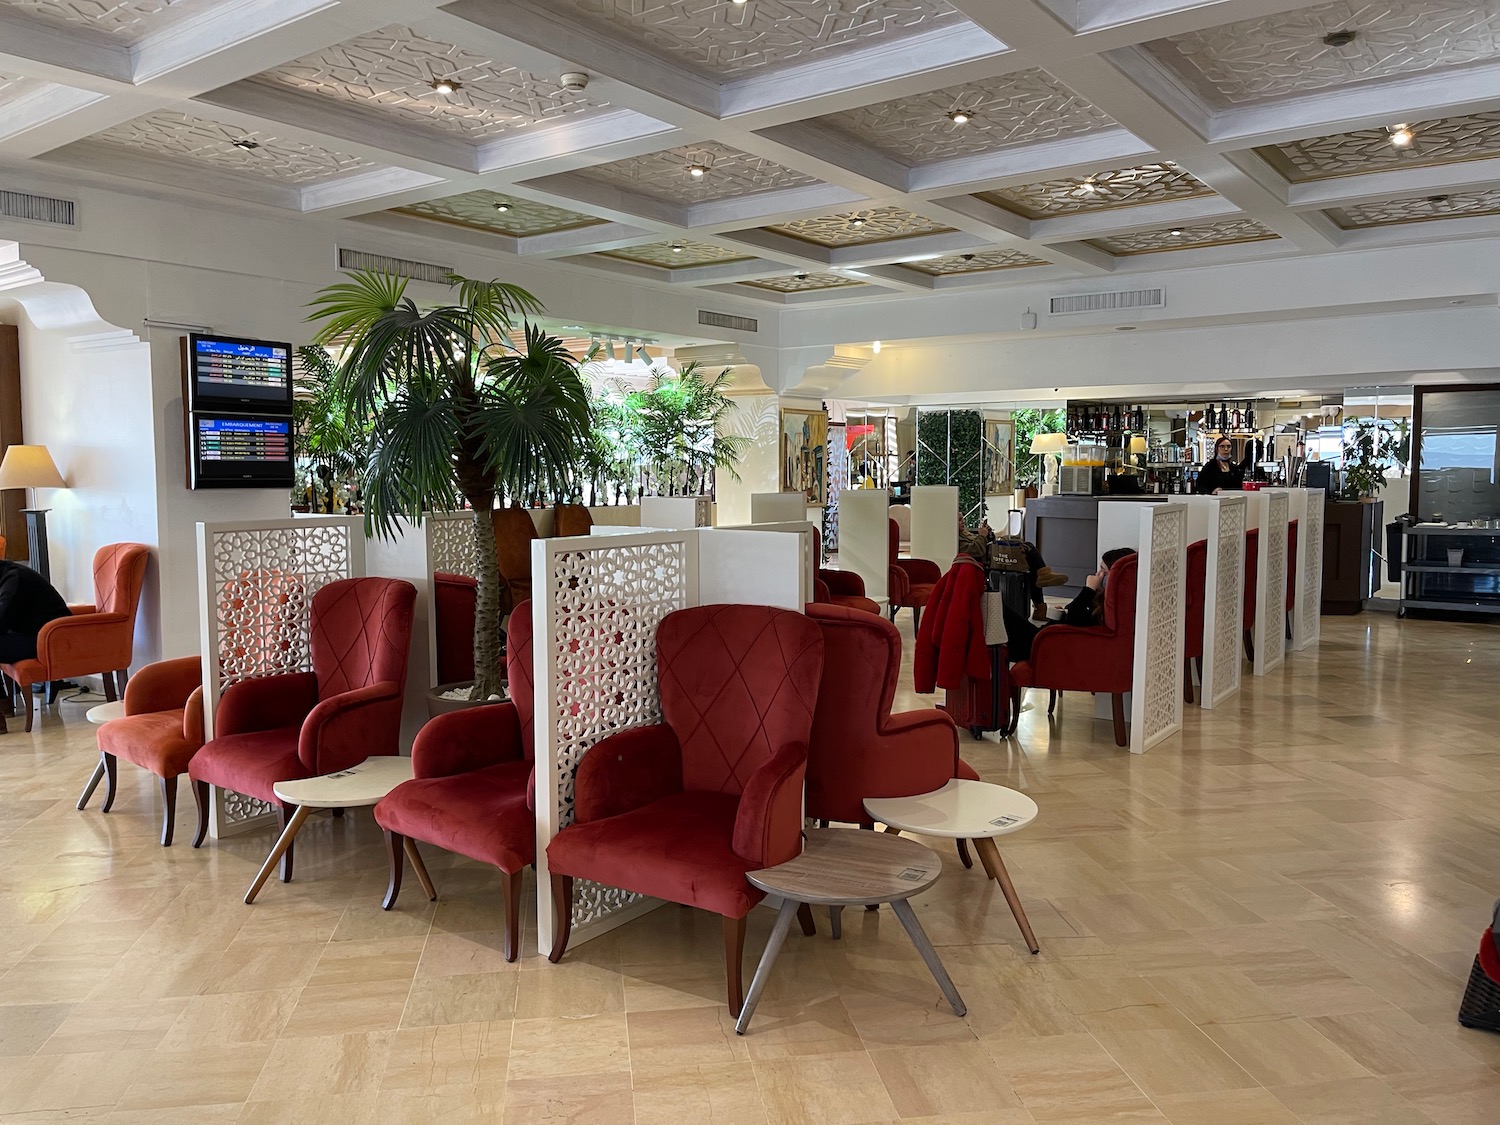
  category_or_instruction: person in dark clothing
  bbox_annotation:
[1003,548,1136,661]
[0,561,72,664]
[1194,436,1253,494]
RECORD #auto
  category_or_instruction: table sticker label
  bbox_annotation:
[897,867,926,881]
[989,814,1022,827]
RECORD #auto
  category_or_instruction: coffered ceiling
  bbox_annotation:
[5,0,1500,310]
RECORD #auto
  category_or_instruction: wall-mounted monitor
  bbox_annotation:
[189,413,295,490]
[185,333,293,414]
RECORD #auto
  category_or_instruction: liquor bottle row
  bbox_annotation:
[1201,401,1257,432]
[1066,402,1146,435]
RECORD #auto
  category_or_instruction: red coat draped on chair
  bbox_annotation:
[913,556,990,694]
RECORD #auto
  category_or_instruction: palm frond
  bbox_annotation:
[360,388,460,539]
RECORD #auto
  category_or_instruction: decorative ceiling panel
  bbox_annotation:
[1258,112,1500,181]
[1088,219,1279,256]
[816,69,1114,165]
[89,111,374,185]
[599,240,753,267]
[571,142,821,205]
[396,190,605,237]
[765,205,953,246]
[1143,0,1500,107]
[902,249,1047,275]
[548,0,965,79]
[1328,188,1500,228]
[977,162,1211,219]
[739,273,865,293]
[0,0,212,40]
[250,26,605,141]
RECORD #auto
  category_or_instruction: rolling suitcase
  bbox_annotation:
[1458,899,1500,1033]
[940,581,1013,738]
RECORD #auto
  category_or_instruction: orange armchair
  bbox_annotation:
[493,508,538,614]
[553,503,594,538]
[79,656,204,845]
[889,519,940,630]
[1,543,149,732]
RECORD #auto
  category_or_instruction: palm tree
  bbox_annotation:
[636,362,747,497]
[307,271,592,701]
[293,345,366,514]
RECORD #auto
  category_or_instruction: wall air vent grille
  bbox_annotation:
[698,309,758,334]
[1049,288,1164,315]
[0,190,76,227]
[336,248,453,285]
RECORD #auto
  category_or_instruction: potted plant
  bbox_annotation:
[292,344,367,514]
[637,362,746,498]
[307,271,592,705]
[1340,418,1396,501]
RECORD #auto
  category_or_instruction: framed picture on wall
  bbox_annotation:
[781,408,828,506]
[984,418,1014,495]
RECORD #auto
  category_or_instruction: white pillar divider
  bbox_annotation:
[639,495,712,529]
[749,492,809,525]
[910,484,959,569]
[1129,502,1189,754]
[1247,490,1290,676]
[1183,496,1248,710]
[721,520,817,605]
[837,489,890,604]
[419,511,482,690]
[1290,489,1325,651]
[195,516,365,838]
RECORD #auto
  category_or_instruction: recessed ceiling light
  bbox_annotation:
[948,109,971,125]
[1079,177,1098,195]
[731,0,748,5]
[493,201,511,212]
[1389,124,1414,147]
[1115,325,1138,332]
[960,253,975,261]
[1322,29,1357,47]
[872,340,881,354]
[687,163,708,178]
[231,138,260,150]
[431,77,462,93]
[794,273,809,281]
[1427,194,1451,203]
[670,243,684,253]
[1169,228,1185,236]
[849,216,867,227]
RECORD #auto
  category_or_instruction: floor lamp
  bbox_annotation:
[0,445,67,583]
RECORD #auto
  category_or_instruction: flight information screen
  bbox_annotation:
[189,334,292,412]
[190,414,295,489]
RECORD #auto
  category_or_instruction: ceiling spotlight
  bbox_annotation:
[794,272,809,281]
[687,163,708,178]
[493,201,511,212]
[961,253,975,261]
[1389,124,1414,147]
[1169,228,1185,236]
[849,215,867,227]
[948,109,971,125]
[1428,194,1452,203]
[731,0,749,5]
[670,242,685,253]
[231,138,260,150]
[1078,177,1098,195]
[1322,29,1357,47]
[872,340,882,354]
[431,77,462,93]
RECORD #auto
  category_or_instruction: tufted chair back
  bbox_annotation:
[1286,519,1299,611]
[1243,527,1259,628]
[1184,539,1208,660]
[310,577,416,701]
[92,543,149,616]
[656,604,823,796]
[1102,551,1138,639]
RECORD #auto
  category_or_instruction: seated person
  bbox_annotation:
[1004,548,1136,662]
[0,560,71,664]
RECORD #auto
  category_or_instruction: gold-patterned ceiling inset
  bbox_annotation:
[1258,112,1500,182]
[397,191,606,237]
[976,162,1213,219]
[1142,0,1500,108]
[739,273,866,293]
[572,141,821,205]
[765,205,954,247]
[816,69,1115,166]
[1328,188,1500,229]
[901,249,1048,275]
[1088,219,1279,256]
[599,241,755,268]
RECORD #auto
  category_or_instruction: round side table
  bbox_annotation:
[735,828,964,1035]
[865,778,1040,954]
[86,701,126,724]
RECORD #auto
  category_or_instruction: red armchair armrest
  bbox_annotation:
[878,708,962,785]
[411,702,524,779]
[184,687,205,745]
[216,671,319,736]
[34,611,132,676]
[888,565,910,603]
[123,656,201,717]
[733,741,808,868]
[298,680,401,775]
[895,557,942,585]
[1026,625,1129,693]
[573,724,683,824]
[68,603,98,614]
[819,569,866,598]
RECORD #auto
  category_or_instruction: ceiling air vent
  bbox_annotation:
[336,248,453,285]
[698,309,758,334]
[0,189,76,227]
[1049,288,1164,316]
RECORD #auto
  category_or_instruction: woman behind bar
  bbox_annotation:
[1195,436,1253,494]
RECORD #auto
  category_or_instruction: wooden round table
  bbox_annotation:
[735,828,965,1035]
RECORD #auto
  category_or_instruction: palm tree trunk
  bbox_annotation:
[470,505,504,702]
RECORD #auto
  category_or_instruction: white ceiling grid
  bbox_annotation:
[1,0,1499,306]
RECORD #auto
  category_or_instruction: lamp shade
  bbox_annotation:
[1129,436,1149,454]
[0,445,66,491]
[1029,432,1068,454]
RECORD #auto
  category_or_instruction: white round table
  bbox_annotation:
[86,701,126,724]
[865,778,1040,953]
[244,756,429,905]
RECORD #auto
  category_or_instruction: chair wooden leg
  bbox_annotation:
[100,752,117,813]
[277,804,297,883]
[330,807,345,818]
[46,680,59,704]
[502,869,523,963]
[191,779,210,848]
[723,914,747,1017]
[405,838,437,901]
[1110,693,1127,747]
[159,775,178,846]
[77,755,107,810]
[548,874,574,963]
[115,669,129,697]
[21,683,33,732]
[911,606,921,633]
[956,838,973,869]
[381,829,404,910]
[100,675,116,704]
[1047,690,1058,716]
[1243,628,1254,663]
[1183,658,1195,703]
[796,902,816,936]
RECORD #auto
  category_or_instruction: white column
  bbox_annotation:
[838,489,890,604]
[910,484,959,568]
[1128,503,1188,754]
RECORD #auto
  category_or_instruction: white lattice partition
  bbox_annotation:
[1182,496,1247,710]
[196,517,365,838]
[1128,503,1188,755]
[1290,489,1325,651]
[1246,490,1290,676]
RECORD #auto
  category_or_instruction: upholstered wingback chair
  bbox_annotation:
[1183,539,1208,703]
[889,519,940,630]
[493,508,538,615]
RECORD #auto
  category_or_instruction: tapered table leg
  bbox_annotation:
[77,757,107,810]
[890,898,966,1016]
[974,836,1038,953]
[244,805,311,904]
[734,898,801,1035]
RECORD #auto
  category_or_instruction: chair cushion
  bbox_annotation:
[830,594,881,616]
[546,790,762,918]
[375,760,535,874]
[188,726,305,804]
[1010,660,1035,689]
[98,712,198,778]
[907,583,935,608]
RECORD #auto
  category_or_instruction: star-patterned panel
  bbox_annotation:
[739,272,866,293]
[570,142,821,205]
[396,190,606,237]
[1258,112,1500,182]
[0,0,214,41]
[901,249,1048,275]
[976,162,1213,219]
[599,240,755,268]
[765,205,954,247]
[1327,188,1500,228]
[1088,218,1279,256]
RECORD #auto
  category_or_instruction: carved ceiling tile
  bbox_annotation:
[816,69,1115,165]
[599,240,753,267]
[572,141,821,204]
[397,190,605,237]
[1143,0,1500,107]
[1088,218,1279,256]
[1258,111,1500,182]
[1328,188,1500,228]
[250,26,606,141]
[765,205,954,246]
[89,110,375,185]
[0,0,212,40]
[902,249,1047,275]
[977,162,1212,219]
[546,0,965,79]
[739,272,865,292]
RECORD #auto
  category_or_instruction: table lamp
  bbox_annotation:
[1128,435,1148,471]
[0,445,66,582]
[1029,432,1068,495]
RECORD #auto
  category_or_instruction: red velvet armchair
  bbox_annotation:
[1286,519,1299,627]
[1183,539,1207,703]
[79,656,204,845]
[1243,527,1259,661]
[493,508,538,614]
[889,519,940,630]
[1010,553,1138,747]
[2,542,149,731]
[546,604,823,1015]
[433,572,478,685]
[374,602,536,960]
[188,577,416,880]
[811,528,879,615]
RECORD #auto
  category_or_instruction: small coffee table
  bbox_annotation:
[243,756,432,905]
[86,701,126,725]
[735,828,964,1035]
[865,779,1039,954]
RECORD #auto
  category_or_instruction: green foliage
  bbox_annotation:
[1341,417,1399,499]
[917,409,985,526]
[1012,407,1067,487]
[292,345,368,513]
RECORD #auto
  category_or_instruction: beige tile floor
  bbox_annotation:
[1,611,1498,1123]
